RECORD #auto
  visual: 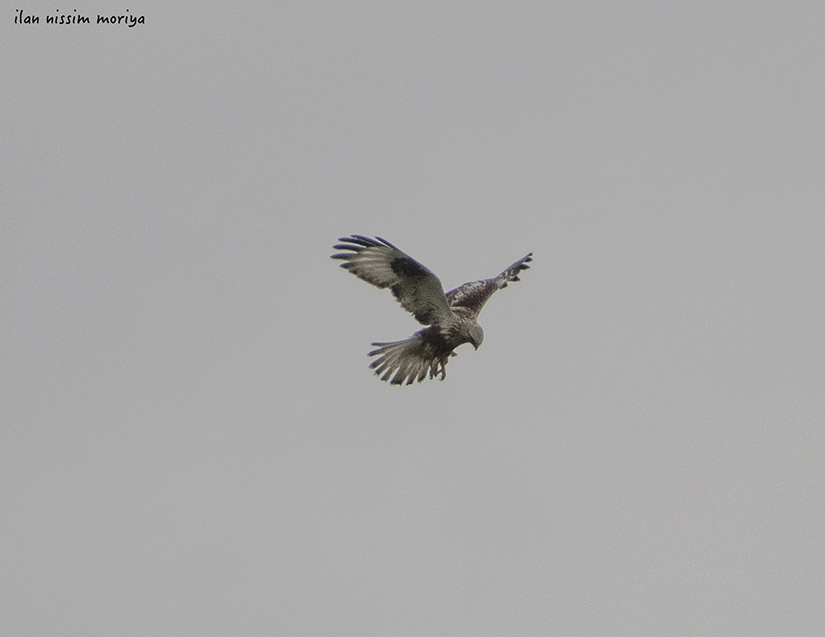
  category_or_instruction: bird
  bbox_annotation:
[331,235,532,385]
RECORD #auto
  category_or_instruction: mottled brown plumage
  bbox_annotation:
[332,235,532,385]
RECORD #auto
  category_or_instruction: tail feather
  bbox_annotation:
[368,335,450,385]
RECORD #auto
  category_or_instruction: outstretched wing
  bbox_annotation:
[446,253,532,316]
[331,235,453,325]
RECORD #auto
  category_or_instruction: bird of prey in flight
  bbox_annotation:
[331,235,532,385]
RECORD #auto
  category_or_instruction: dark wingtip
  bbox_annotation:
[334,235,383,249]
[375,236,399,250]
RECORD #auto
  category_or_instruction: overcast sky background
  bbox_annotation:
[2,1,824,635]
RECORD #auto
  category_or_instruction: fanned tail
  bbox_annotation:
[368,333,451,385]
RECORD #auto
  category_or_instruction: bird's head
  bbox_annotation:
[468,324,484,350]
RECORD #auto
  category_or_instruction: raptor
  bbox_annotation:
[332,235,532,385]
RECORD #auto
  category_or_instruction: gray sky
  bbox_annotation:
[3,1,824,635]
